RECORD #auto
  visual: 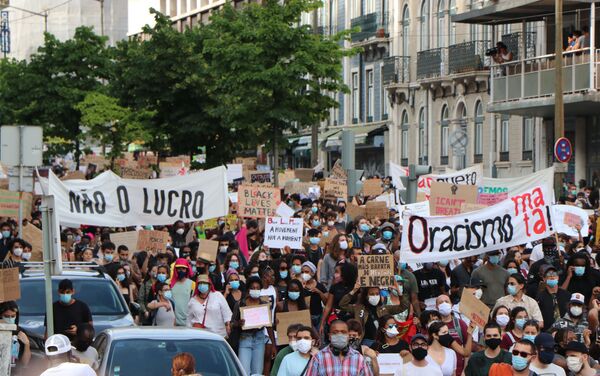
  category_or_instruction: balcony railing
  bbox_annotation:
[351,12,389,43]
[491,48,599,103]
[382,56,410,85]
[448,40,490,74]
[501,31,536,61]
[417,47,448,79]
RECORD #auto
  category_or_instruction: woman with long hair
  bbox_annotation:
[318,261,357,338]
[500,306,528,350]
[371,315,410,357]
[319,233,348,288]
[427,321,458,376]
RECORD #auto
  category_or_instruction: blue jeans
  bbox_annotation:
[238,330,266,376]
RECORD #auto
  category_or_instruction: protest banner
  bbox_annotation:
[49,166,228,226]
[418,165,483,199]
[330,159,347,180]
[249,171,272,184]
[0,190,21,217]
[377,354,403,376]
[460,289,490,329]
[389,162,408,189]
[479,167,555,206]
[264,217,303,249]
[276,202,295,218]
[120,166,152,180]
[240,304,272,330]
[159,162,186,178]
[324,178,347,199]
[197,239,218,262]
[551,204,589,238]
[226,164,243,183]
[110,231,140,254]
[357,254,395,287]
[399,201,430,219]
[362,179,383,196]
[22,223,42,261]
[295,168,314,182]
[366,201,389,220]
[277,170,296,188]
[0,268,20,302]
[460,202,488,214]
[137,230,170,253]
[400,184,554,263]
[429,181,478,216]
[237,185,280,218]
[276,310,311,345]
[345,203,366,220]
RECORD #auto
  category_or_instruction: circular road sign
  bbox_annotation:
[554,137,572,163]
[450,130,468,149]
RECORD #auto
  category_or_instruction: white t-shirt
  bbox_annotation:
[71,346,99,369]
[426,348,456,376]
[529,362,567,376]
[40,362,96,376]
[393,361,443,376]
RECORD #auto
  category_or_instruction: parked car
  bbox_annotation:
[17,266,135,340]
[93,327,245,376]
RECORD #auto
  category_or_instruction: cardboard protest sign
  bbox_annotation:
[120,166,152,180]
[249,171,272,184]
[324,178,347,199]
[284,182,314,195]
[237,185,280,218]
[22,223,42,261]
[295,168,314,182]
[551,204,589,238]
[159,162,186,178]
[345,203,366,220]
[197,239,218,262]
[357,254,395,287]
[429,181,478,216]
[460,288,490,329]
[136,230,170,253]
[240,304,272,329]
[0,190,21,218]
[401,185,554,262]
[276,310,311,345]
[366,201,389,220]
[276,202,295,218]
[264,217,303,249]
[277,170,296,188]
[49,166,228,226]
[330,159,347,180]
[61,171,86,181]
[0,268,20,302]
[460,203,488,214]
[362,179,383,196]
[110,231,140,254]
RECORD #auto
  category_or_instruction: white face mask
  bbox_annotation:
[339,241,348,250]
[368,295,381,306]
[385,327,399,338]
[219,246,228,253]
[438,302,452,316]
[289,340,298,351]
[12,248,23,257]
[301,273,312,282]
[296,339,312,354]
[176,228,185,235]
[496,314,510,327]
[474,289,483,300]
[22,252,32,261]
[567,356,584,373]
[327,221,335,227]
[570,306,583,317]
[249,289,261,299]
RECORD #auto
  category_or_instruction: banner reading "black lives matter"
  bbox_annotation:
[48,167,228,226]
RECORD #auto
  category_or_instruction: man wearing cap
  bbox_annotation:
[536,265,570,331]
[529,333,565,376]
[565,341,597,376]
[40,334,95,376]
[44,279,93,340]
[171,258,196,326]
[551,293,591,345]
[393,334,442,376]
[378,222,398,252]
[471,251,510,308]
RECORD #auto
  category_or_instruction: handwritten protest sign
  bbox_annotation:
[238,185,280,218]
[460,288,490,329]
[284,182,314,195]
[249,171,272,184]
[357,254,395,287]
[197,239,218,262]
[0,268,20,302]
[324,178,347,199]
[295,168,314,182]
[551,204,589,237]
[264,217,303,249]
[276,202,295,218]
[429,181,478,216]
[366,201,389,220]
[277,170,296,188]
[159,162,186,178]
[240,304,272,330]
[136,230,170,253]
[276,310,311,345]
[362,179,383,196]
[121,166,152,180]
[345,203,366,220]
[330,159,347,180]
[110,231,140,254]
[0,190,21,218]
[22,223,42,261]
[377,354,403,376]
[61,171,86,181]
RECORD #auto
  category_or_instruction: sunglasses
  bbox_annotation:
[412,342,428,349]
[512,350,532,357]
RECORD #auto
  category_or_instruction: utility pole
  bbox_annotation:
[554,0,565,195]
[98,0,104,36]
[310,8,319,168]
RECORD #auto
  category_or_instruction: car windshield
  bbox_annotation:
[105,338,242,376]
[18,279,128,316]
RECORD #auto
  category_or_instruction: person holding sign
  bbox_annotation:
[186,274,232,337]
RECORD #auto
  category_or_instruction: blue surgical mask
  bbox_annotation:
[311,207,318,214]
[209,265,217,273]
[382,230,393,240]
[60,293,72,304]
[574,266,586,276]
[163,291,172,299]
[291,265,302,274]
[359,223,370,232]
[104,254,114,262]
[198,284,209,294]
[117,274,126,282]
[279,270,288,279]
[230,280,240,290]
[523,334,536,343]
[288,291,300,301]
[230,261,239,270]
[380,289,390,298]
[488,255,500,265]
[507,268,518,275]
[515,318,527,329]
[312,220,321,227]
[157,273,167,283]
[512,355,529,371]
[546,279,559,288]
[1,230,10,238]
[309,237,320,245]
[3,316,15,325]
[507,285,518,296]
[398,262,407,270]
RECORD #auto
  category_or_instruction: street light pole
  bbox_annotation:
[554,0,565,196]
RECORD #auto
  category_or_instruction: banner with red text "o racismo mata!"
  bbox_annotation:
[48,166,228,226]
[400,184,554,263]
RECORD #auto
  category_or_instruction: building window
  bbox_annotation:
[401,111,409,165]
[437,0,446,48]
[500,117,510,161]
[352,72,359,123]
[420,0,429,51]
[402,5,410,55]
[419,107,428,164]
[352,0,360,19]
[441,105,449,165]
[474,101,483,163]
[381,71,388,119]
[449,0,456,45]
[366,0,375,15]
[523,117,534,160]
[366,69,374,121]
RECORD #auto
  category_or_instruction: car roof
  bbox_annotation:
[21,272,112,279]
[100,327,227,341]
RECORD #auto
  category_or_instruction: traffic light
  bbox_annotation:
[347,169,364,197]
[405,164,431,204]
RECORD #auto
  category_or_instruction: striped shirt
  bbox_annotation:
[305,346,374,376]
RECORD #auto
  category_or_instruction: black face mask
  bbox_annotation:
[539,350,555,364]
[485,338,502,350]
[411,347,428,361]
[197,267,207,275]
[348,337,361,351]
[438,334,454,348]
